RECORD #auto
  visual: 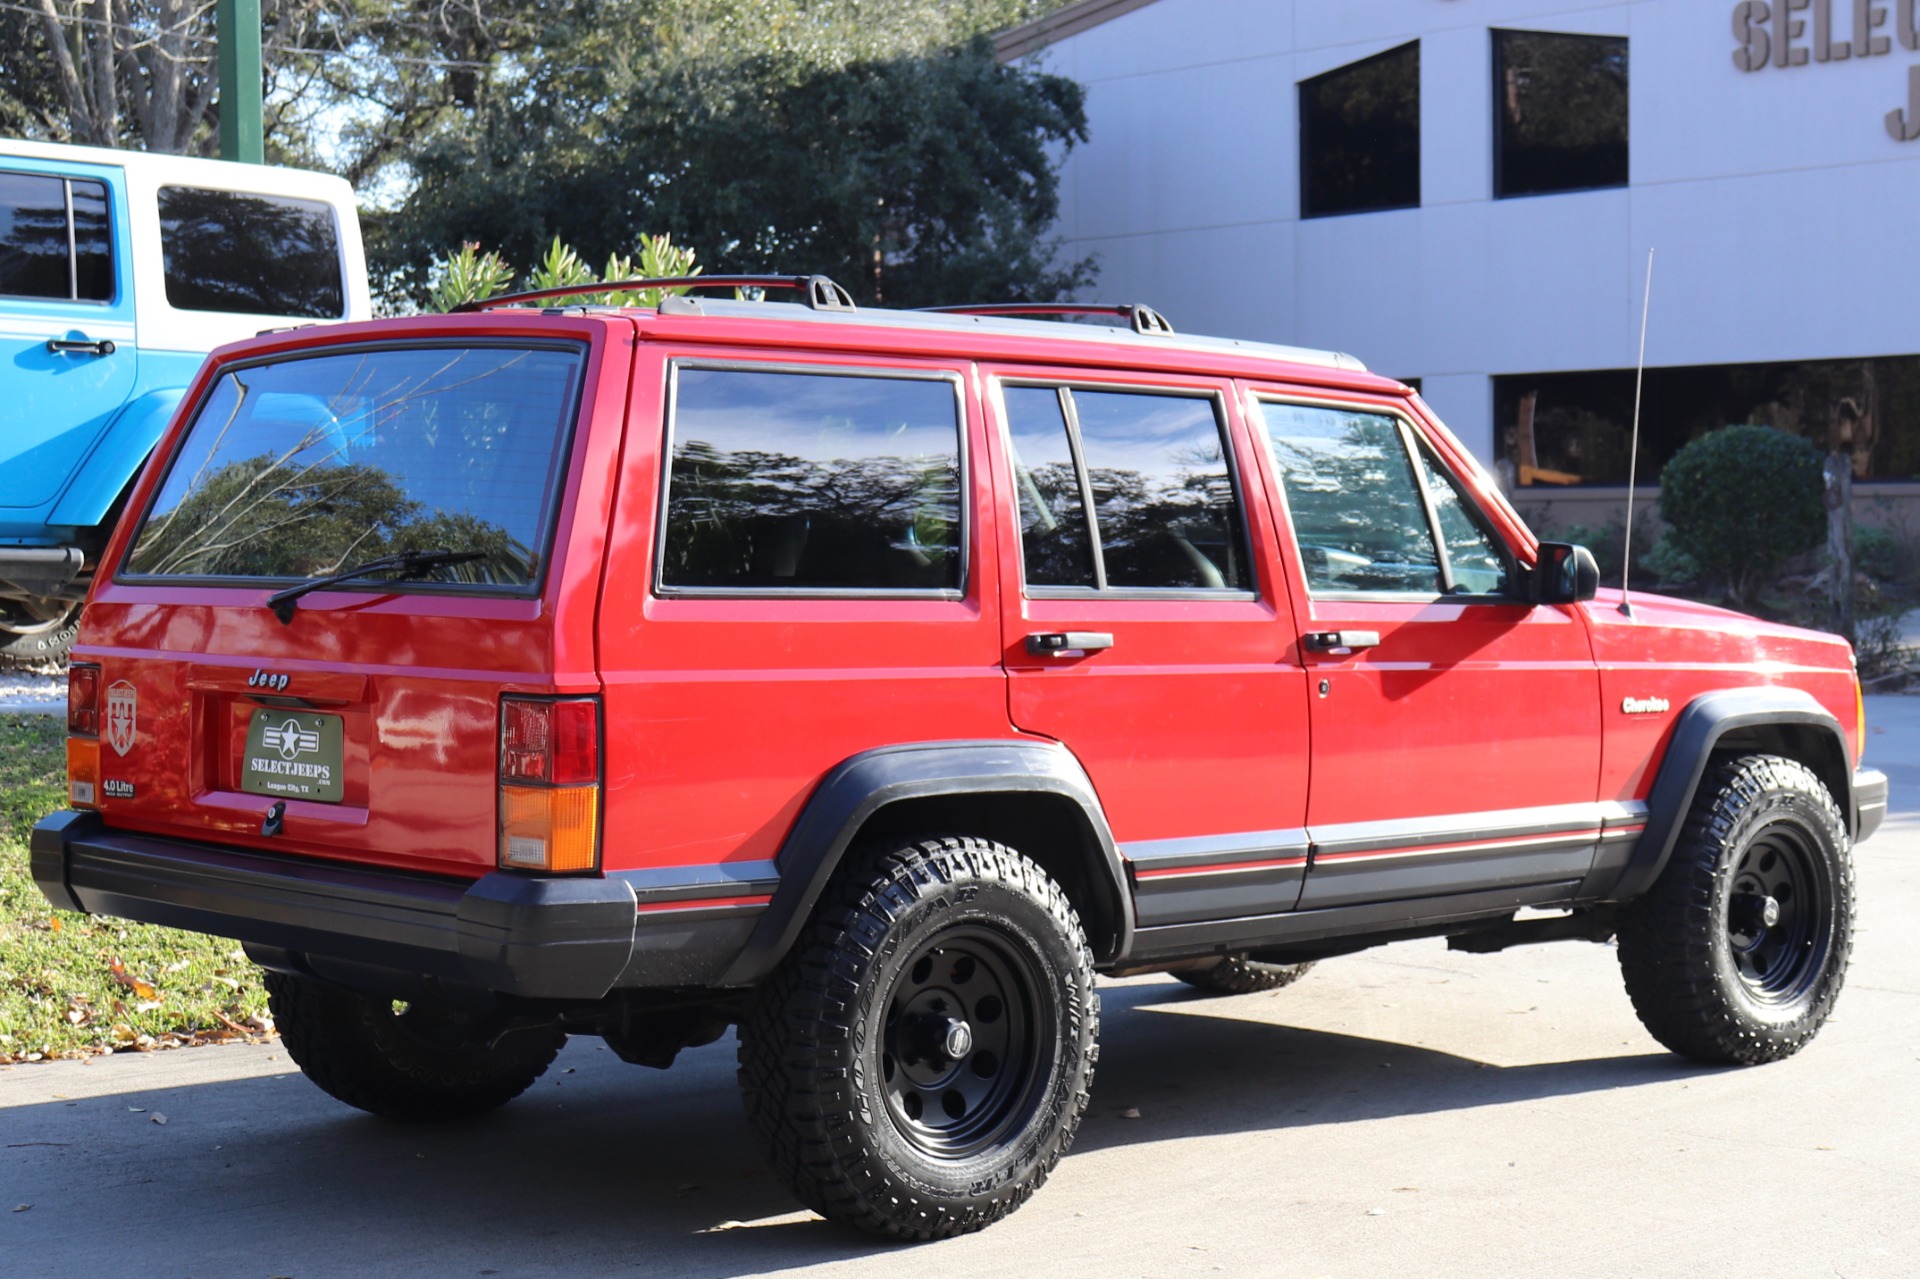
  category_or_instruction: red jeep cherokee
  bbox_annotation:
[32,278,1888,1239]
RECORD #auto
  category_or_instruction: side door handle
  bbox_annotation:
[46,337,116,357]
[1303,630,1381,652]
[1026,631,1115,656]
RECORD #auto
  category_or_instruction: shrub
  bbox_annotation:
[1658,425,1824,608]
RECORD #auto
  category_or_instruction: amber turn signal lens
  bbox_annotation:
[68,736,101,809]
[1855,675,1867,766]
[498,784,600,872]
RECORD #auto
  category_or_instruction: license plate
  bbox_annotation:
[241,709,344,803]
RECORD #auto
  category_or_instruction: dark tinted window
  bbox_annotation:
[1004,385,1096,588]
[70,180,112,301]
[0,171,76,300]
[1300,41,1420,218]
[158,186,344,317]
[1494,30,1629,198]
[661,367,962,592]
[125,345,584,586]
[1074,390,1248,590]
[1259,401,1441,596]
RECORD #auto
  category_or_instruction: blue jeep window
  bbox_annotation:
[0,172,112,302]
[123,344,584,588]
[158,186,344,317]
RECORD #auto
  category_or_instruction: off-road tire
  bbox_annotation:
[1173,956,1316,995]
[738,835,1098,1241]
[265,971,564,1119]
[1616,754,1854,1065]
[0,598,80,671]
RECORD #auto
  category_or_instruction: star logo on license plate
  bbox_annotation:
[262,717,322,761]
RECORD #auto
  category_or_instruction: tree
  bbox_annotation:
[1657,425,1825,610]
[378,1,1091,308]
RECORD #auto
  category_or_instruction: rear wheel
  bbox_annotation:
[738,835,1097,1240]
[1174,955,1316,995]
[1615,754,1854,1065]
[265,972,564,1119]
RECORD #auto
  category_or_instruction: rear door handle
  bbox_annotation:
[46,337,116,357]
[1303,630,1381,652]
[1027,631,1115,655]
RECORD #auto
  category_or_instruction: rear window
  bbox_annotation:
[122,344,584,589]
[157,186,344,317]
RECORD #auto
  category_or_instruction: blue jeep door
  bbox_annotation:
[0,161,137,518]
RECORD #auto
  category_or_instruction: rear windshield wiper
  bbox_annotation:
[266,550,487,624]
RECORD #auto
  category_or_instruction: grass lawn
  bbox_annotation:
[0,715,271,1063]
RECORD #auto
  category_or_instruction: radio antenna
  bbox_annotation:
[1619,247,1655,619]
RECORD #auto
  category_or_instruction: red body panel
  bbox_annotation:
[73,314,632,877]
[66,302,1863,906]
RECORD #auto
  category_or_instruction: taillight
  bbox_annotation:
[67,663,101,809]
[498,696,601,873]
[68,663,100,736]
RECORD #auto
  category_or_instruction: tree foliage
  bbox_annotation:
[1658,425,1825,608]
[380,1,1091,308]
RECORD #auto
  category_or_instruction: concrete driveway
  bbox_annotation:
[4,701,1918,1279]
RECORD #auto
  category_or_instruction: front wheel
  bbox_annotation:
[738,835,1098,1240]
[1615,754,1855,1065]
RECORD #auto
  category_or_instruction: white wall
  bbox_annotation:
[1026,0,1920,465]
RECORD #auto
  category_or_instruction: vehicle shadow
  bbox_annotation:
[2,978,1702,1278]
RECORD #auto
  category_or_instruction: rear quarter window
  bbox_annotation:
[122,343,584,589]
[658,365,965,594]
[157,186,344,318]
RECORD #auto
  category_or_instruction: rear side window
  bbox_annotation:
[157,186,344,317]
[1003,383,1250,592]
[0,171,113,302]
[660,366,963,593]
[123,344,584,588]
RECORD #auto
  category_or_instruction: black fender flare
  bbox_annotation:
[1602,687,1856,902]
[716,739,1131,987]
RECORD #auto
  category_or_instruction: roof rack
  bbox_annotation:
[453,273,857,314]
[920,302,1174,336]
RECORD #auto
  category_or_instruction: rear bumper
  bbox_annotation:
[1855,767,1889,845]
[30,811,768,1001]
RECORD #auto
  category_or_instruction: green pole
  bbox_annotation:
[217,0,264,163]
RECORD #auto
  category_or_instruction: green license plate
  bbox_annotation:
[241,709,345,803]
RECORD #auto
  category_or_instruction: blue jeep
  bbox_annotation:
[0,139,368,665]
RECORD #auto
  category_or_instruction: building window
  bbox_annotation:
[1493,30,1629,199]
[1495,356,1920,486]
[1299,41,1420,219]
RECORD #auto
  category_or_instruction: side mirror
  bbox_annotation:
[1531,542,1599,604]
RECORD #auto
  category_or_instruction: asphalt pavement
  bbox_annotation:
[3,700,1918,1278]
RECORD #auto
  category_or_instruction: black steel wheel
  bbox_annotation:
[739,835,1097,1240]
[1617,754,1854,1064]
[1173,955,1316,996]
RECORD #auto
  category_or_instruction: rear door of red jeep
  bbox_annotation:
[67,313,631,878]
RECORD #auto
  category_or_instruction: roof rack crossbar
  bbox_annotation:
[452,273,857,314]
[920,301,1174,336]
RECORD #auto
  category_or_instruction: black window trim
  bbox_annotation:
[155,183,348,319]
[1297,38,1423,221]
[1491,27,1631,202]
[0,167,117,306]
[113,337,591,599]
[997,376,1260,600]
[653,357,972,602]
[1250,391,1521,605]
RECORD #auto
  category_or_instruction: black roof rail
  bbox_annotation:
[920,301,1174,336]
[452,273,857,314]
